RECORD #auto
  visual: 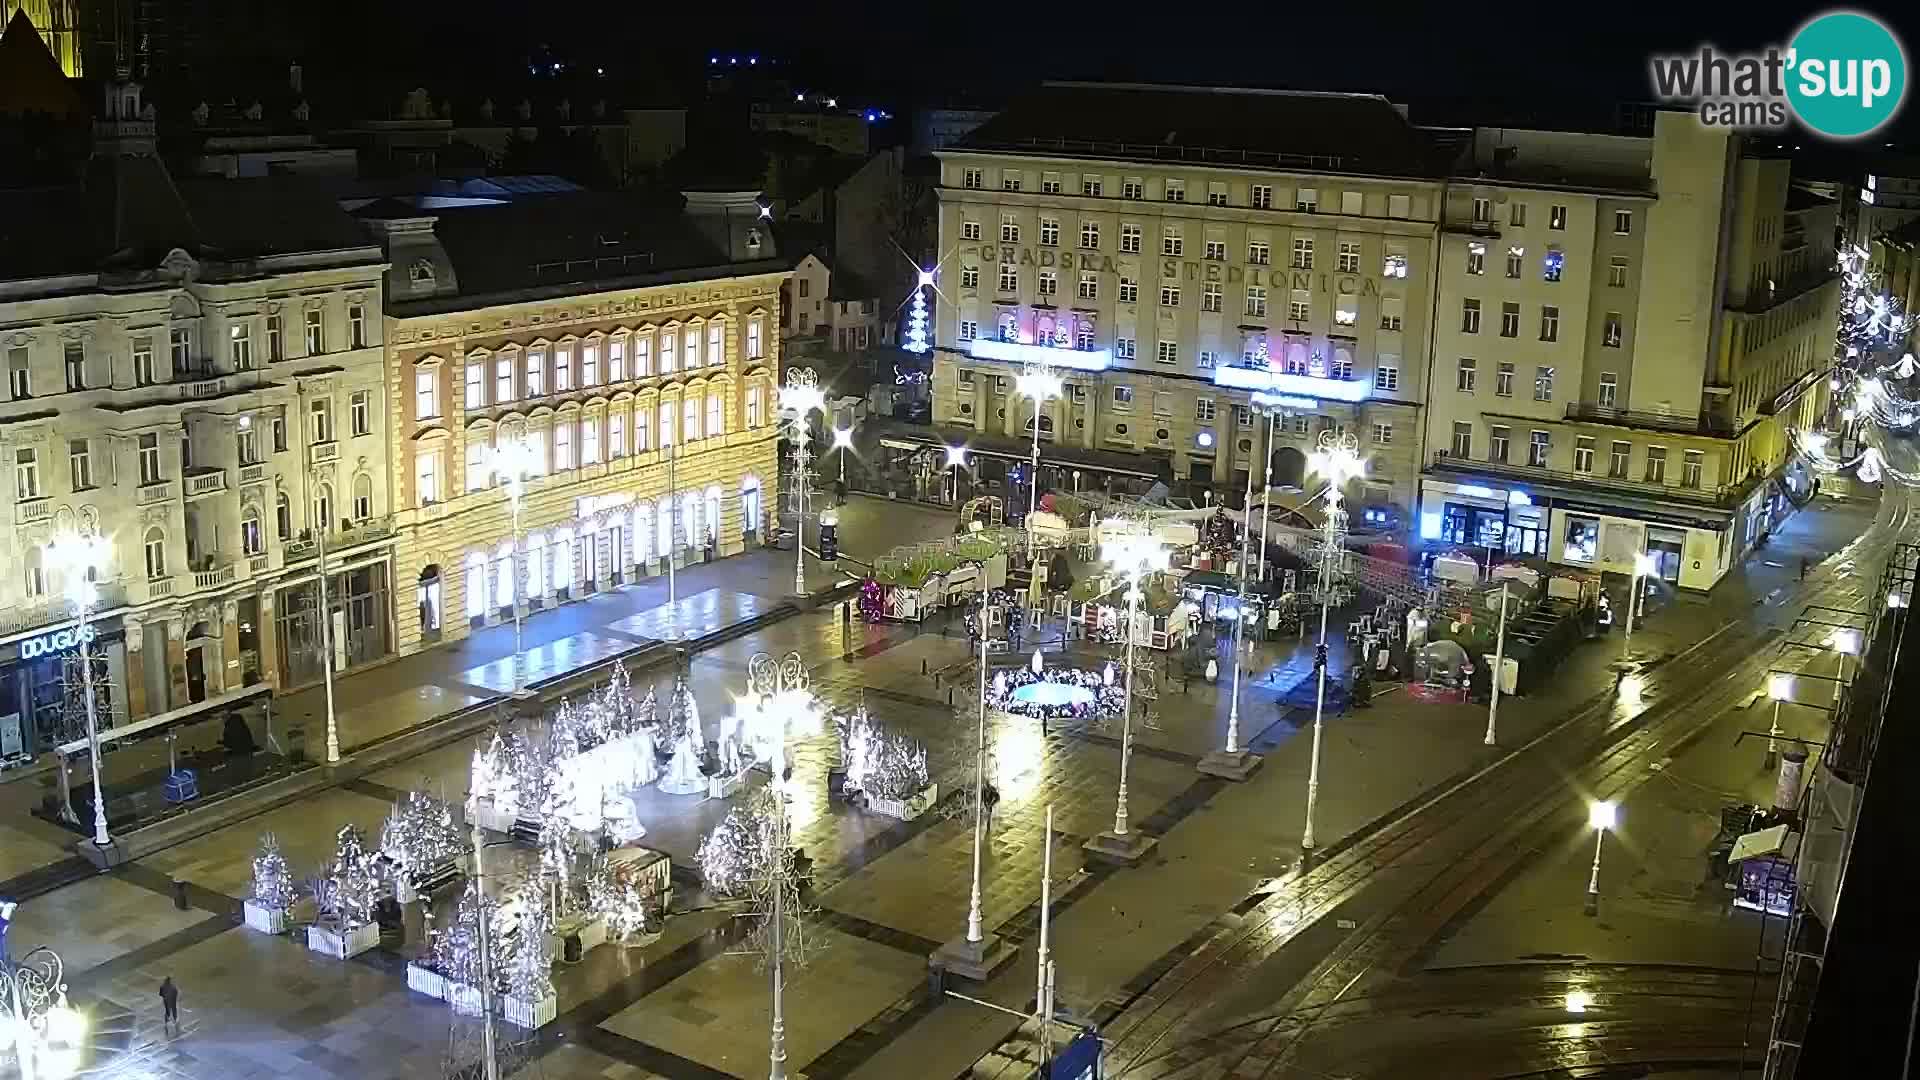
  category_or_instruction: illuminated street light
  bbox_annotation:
[1624,551,1657,652]
[1199,430,1264,780]
[1564,989,1593,1014]
[1085,525,1171,865]
[1585,800,1617,916]
[780,369,828,596]
[486,435,543,697]
[1830,627,1861,706]
[832,424,855,485]
[0,940,87,1080]
[43,530,114,849]
[1015,364,1064,558]
[1301,432,1365,854]
[1765,673,1794,769]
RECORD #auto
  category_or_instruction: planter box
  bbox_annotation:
[446,981,485,1017]
[866,782,939,822]
[707,772,745,800]
[503,991,558,1030]
[306,920,379,960]
[242,899,288,935]
[406,962,447,1000]
[550,913,608,960]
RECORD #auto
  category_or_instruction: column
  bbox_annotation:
[257,589,281,689]
[220,599,242,696]
[124,615,149,720]
[165,617,189,707]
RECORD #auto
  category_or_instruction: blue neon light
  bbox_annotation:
[968,339,1112,371]
[1212,365,1371,402]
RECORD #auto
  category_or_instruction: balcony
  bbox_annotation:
[1562,402,1736,438]
[147,576,175,599]
[0,581,129,636]
[1428,450,1736,506]
[192,563,237,591]
[136,481,176,505]
[177,373,227,400]
[1212,357,1370,403]
[239,463,267,486]
[184,468,228,499]
[249,554,272,574]
[309,441,339,465]
[16,497,53,524]
[280,515,395,565]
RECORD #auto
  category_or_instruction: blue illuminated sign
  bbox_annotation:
[20,624,96,660]
[1250,392,1319,410]
[1212,365,1371,402]
[969,339,1112,371]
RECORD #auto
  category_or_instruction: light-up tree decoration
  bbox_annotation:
[1016,363,1064,559]
[903,268,933,354]
[1301,430,1365,854]
[43,529,113,849]
[781,369,828,596]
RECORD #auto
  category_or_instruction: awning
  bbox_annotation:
[60,682,272,755]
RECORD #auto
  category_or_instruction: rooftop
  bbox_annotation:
[952,82,1447,178]
[1785,185,1838,212]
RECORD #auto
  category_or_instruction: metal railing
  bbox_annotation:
[192,563,237,590]
[967,135,1359,174]
[1562,402,1736,437]
[0,581,130,636]
[1428,451,1737,505]
[185,469,227,497]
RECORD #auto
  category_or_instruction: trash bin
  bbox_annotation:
[171,879,190,910]
[563,932,583,963]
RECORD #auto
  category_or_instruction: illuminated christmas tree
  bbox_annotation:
[903,270,932,354]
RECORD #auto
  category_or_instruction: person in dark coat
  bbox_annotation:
[159,975,180,1030]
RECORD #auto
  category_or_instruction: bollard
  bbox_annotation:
[171,879,190,910]
[563,932,584,963]
[948,687,955,706]
[934,672,942,689]
[922,658,929,675]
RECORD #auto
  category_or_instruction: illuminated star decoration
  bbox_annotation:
[903,267,933,354]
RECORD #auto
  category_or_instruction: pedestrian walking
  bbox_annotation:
[981,782,1001,833]
[159,975,180,1031]
[1800,556,1810,581]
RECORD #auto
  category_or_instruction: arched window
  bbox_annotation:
[352,473,374,521]
[275,492,293,540]
[465,551,488,618]
[241,506,264,555]
[312,482,333,533]
[741,477,762,538]
[144,527,167,579]
[681,490,701,548]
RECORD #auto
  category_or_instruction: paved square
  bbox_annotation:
[459,631,638,691]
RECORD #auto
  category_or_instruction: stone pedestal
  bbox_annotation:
[243,899,288,934]
[1083,829,1158,866]
[1197,748,1263,781]
[928,931,1016,982]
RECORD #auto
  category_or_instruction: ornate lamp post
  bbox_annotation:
[486,435,542,698]
[1199,444,1263,781]
[1085,524,1170,866]
[44,530,114,849]
[780,369,827,597]
[1300,430,1365,855]
[1014,363,1063,557]
[0,940,87,1080]
[943,444,969,506]
[1584,800,1618,916]
[831,424,855,487]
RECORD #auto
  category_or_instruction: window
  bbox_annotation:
[1529,430,1550,467]
[1549,205,1567,230]
[1613,209,1633,235]
[1498,303,1520,338]
[1251,185,1273,209]
[1451,421,1472,457]
[1197,349,1217,369]
[1069,271,1096,301]
[1121,224,1142,253]
[134,336,157,385]
[580,415,601,465]
[1207,182,1228,207]
[554,422,574,469]
[496,357,515,401]
[138,433,162,484]
[1001,214,1020,243]
[1203,240,1226,261]
[1123,177,1144,200]
[962,220,982,241]
[465,362,485,408]
[1249,241,1271,265]
[1246,286,1267,317]
[1388,193,1411,219]
[1113,385,1134,407]
[1506,247,1524,278]
[1155,340,1179,364]
[1489,426,1511,462]
[1466,242,1485,275]
[1472,197,1492,222]
[1645,446,1667,483]
[959,319,978,341]
[349,304,367,348]
[1289,290,1310,321]
[14,448,39,500]
[1608,257,1629,288]
[958,264,979,290]
[1510,202,1528,226]
[1118,277,1138,303]
[963,167,982,190]
[352,473,372,520]
[1040,217,1059,246]
[1116,337,1136,360]
[68,438,92,489]
[309,396,333,443]
[271,408,287,453]
[1291,237,1313,269]
[465,441,488,491]
[1461,298,1481,333]
[1162,227,1183,256]
[1295,188,1318,212]
[1456,358,1477,392]
[1380,297,1404,331]
[660,329,678,374]
[1042,172,1062,194]
[1602,312,1623,348]
[1372,422,1393,445]
[608,338,625,382]
[6,347,29,399]
[1375,360,1399,392]
[1160,284,1181,307]
[1338,241,1360,273]
[997,315,1018,341]
[524,349,546,396]
[225,325,249,372]
[169,327,192,375]
[1039,270,1058,296]
[583,342,601,385]
[1609,441,1631,479]
[999,265,1019,293]
[1574,436,1595,473]
[1334,293,1357,326]
[1598,372,1618,406]
[312,483,332,531]
[559,342,579,389]
[1163,179,1185,202]
[1337,190,1362,216]
[682,397,700,442]
[1002,172,1022,192]
[1539,305,1560,342]
[304,308,324,354]
[1496,362,1515,397]
[747,318,764,359]
[1202,282,1222,312]
[1196,398,1216,422]
[1081,221,1100,249]
[242,508,263,556]
[1383,243,1408,278]
[1082,176,1103,197]
[265,315,283,362]
[144,528,166,579]
[351,390,371,436]
[708,393,726,438]
[1682,450,1704,489]
[1534,366,1555,402]
[1151,391,1173,418]
[1076,323,1094,351]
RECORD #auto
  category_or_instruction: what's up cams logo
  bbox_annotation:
[1650,10,1908,138]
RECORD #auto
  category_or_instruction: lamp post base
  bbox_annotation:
[78,836,129,869]
[929,932,1016,982]
[1197,748,1264,781]
[1584,892,1600,917]
[1083,830,1158,866]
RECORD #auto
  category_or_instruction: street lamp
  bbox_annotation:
[944,444,968,505]
[1584,800,1617,916]
[43,530,113,849]
[1086,525,1170,864]
[831,424,855,488]
[0,941,86,1080]
[1484,582,1510,747]
[1829,628,1860,705]
[1300,431,1365,854]
[1199,446,1262,780]
[780,369,828,597]
[486,436,542,698]
[933,559,1013,979]
[1766,673,1794,769]
[1624,551,1657,650]
[1015,364,1064,557]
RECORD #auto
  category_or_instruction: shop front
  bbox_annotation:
[274,558,394,688]
[0,617,130,766]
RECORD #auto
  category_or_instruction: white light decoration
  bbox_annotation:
[903,268,933,355]
[781,369,828,596]
[1015,363,1065,556]
[1091,523,1171,856]
[42,529,113,848]
[1301,431,1365,853]
[0,941,86,1080]
[487,435,544,696]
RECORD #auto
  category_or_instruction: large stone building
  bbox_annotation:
[0,70,391,761]
[928,83,1443,519]
[358,189,786,656]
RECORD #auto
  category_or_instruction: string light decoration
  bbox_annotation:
[502,875,555,1004]
[249,832,297,910]
[841,707,930,801]
[983,665,1126,721]
[696,789,781,897]
[585,854,663,943]
[381,790,466,884]
[320,824,380,929]
[429,881,502,1004]
[658,674,707,795]
[903,268,933,354]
